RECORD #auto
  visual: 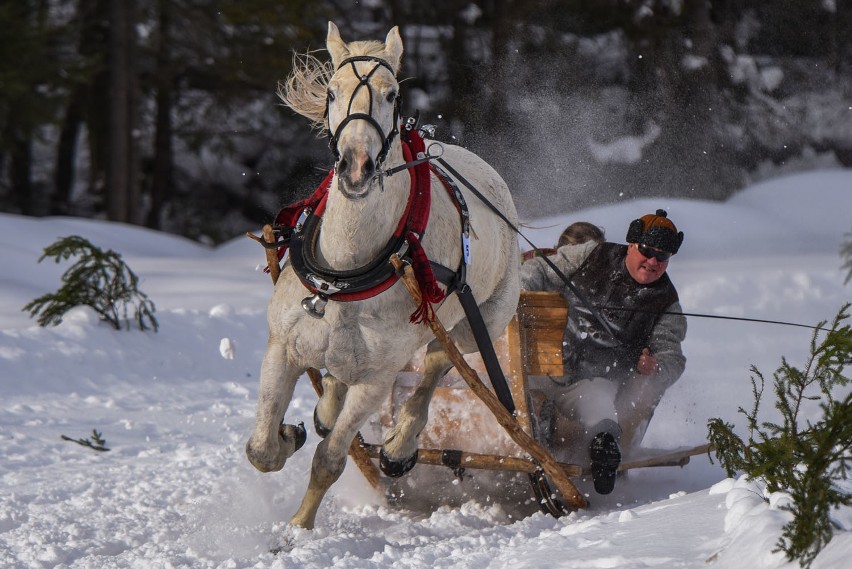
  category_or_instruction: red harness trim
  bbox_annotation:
[269,128,446,322]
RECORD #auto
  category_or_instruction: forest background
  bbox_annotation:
[1,0,851,244]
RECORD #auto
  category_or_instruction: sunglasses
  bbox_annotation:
[637,243,672,262]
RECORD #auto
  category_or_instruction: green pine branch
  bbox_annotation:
[707,303,852,568]
[61,429,110,452]
[22,236,158,332]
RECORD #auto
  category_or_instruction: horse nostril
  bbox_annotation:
[338,156,349,175]
[363,157,375,179]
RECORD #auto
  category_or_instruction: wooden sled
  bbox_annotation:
[366,287,711,515]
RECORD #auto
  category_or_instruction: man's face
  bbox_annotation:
[625,243,670,284]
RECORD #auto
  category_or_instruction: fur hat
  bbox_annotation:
[625,209,684,254]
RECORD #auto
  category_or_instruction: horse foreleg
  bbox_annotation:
[246,341,303,472]
[290,381,388,529]
[313,372,348,437]
[381,339,453,475]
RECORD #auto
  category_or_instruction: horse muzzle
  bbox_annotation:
[337,149,376,199]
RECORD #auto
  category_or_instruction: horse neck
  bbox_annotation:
[317,144,410,269]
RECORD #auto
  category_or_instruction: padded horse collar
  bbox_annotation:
[288,185,411,304]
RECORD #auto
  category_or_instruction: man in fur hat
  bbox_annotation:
[521,209,687,495]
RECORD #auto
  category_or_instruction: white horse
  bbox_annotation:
[245,22,520,529]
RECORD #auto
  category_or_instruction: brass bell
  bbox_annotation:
[301,293,329,318]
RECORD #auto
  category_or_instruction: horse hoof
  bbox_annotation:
[280,421,307,452]
[379,448,418,478]
[313,408,332,438]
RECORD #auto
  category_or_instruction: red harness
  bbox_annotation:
[270,128,453,322]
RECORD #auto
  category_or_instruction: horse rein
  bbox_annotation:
[320,56,619,349]
[325,56,401,173]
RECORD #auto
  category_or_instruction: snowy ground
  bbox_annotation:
[1,169,850,568]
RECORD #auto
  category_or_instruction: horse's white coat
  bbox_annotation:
[245,22,520,529]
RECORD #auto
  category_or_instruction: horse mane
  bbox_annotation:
[278,39,395,130]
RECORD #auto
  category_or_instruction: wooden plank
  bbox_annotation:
[358,441,583,477]
[519,310,568,323]
[616,443,714,472]
[518,291,569,308]
[506,315,533,435]
[517,291,568,377]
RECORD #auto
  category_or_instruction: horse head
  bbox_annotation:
[325,22,403,199]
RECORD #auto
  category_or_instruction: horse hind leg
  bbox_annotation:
[313,372,348,437]
[381,338,454,477]
[290,380,389,529]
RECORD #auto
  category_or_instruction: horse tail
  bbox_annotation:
[277,51,334,130]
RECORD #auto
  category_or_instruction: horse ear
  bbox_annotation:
[326,21,349,69]
[384,26,403,74]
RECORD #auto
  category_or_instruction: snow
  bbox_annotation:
[1,169,851,568]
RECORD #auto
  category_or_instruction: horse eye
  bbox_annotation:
[327,89,335,102]
[386,91,397,103]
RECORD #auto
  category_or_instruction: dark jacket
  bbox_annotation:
[520,241,686,387]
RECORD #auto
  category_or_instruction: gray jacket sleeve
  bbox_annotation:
[520,241,599,291]
[646,300,687,389]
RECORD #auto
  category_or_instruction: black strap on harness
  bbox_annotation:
[456,283,516,414]
[430,262,515,415]
[425,169,515,415]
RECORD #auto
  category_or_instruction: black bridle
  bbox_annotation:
[325,55,401,172]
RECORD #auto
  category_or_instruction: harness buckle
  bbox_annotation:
[419,124,436,138]
[395,239,410,261]
[462,223,471,265]
[305,273,344,295]
[295,208,311,234]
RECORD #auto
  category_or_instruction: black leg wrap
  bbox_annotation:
[313,408,332,438]
[379,448,418,478]
[279,421,307,452]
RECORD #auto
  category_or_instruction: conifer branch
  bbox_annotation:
[61,429,110,452]
[22,236,158,332]
[707,303,851,568]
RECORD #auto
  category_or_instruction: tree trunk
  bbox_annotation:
[52,86,86,215]
[8,122,34,215]
[107,0,133,223]
[147,0,173,229]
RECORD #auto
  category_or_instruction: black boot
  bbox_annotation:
[589,432,621,495]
